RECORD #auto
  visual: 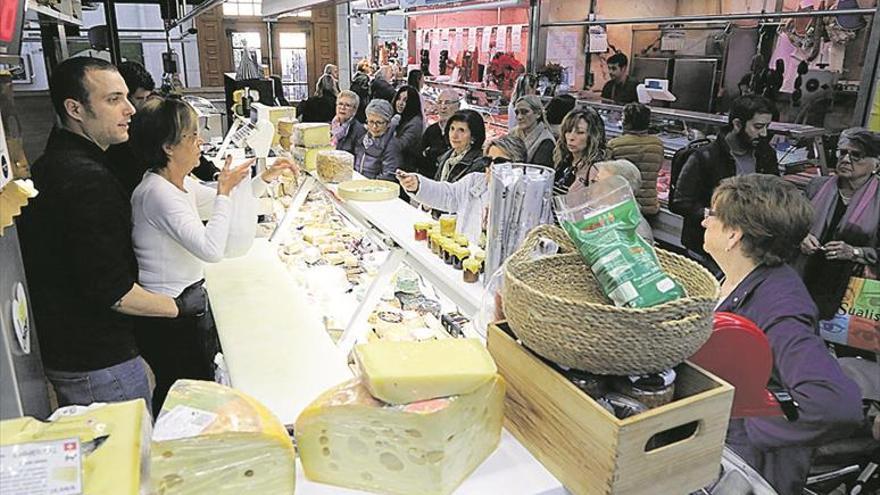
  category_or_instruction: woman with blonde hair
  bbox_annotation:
[553,107,607,195]
[511,95,555,167]
[508,72,537,129]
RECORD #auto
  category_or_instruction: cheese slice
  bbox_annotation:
[150,380,296,495]
[0,400,150,495]
[292,123,332,148]
[295,375,505,495]
[355,338,497,404]
[293,146,334,171]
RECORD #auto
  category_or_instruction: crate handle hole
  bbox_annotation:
[644,420,702,453]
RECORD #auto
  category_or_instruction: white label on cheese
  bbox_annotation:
[0,437,83,495]
[152,405,218,441]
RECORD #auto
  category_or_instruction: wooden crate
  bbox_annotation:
[487,323,734,495]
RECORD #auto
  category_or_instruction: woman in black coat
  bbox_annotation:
[298,74,337,123]
[393,86,425,174]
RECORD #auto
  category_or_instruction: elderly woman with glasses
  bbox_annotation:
[511,95,555,167]
[796,127,880,321]
[702,174,861,495]
[127,97,297,414]
[397,135,527,244]
[332,90,366,155]
[354,99,403,181]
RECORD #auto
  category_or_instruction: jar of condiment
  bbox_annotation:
[442,240,455,265]
[612,369,677,409]
[439,214,457,237]
[453,247,470,270]
[474,251,486,274]
[462,257,481,283]
[454,234,469,248]
[413,222,430,242]
[429,232,442,255]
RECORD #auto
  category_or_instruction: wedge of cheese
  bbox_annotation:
[292,123,332,148]
[295,375,505,495]
[293,145,334,171]
[355,338,497,404]
[0,400,150,495]
[150,380,296,495]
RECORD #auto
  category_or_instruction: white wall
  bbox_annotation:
[337,3,351,89]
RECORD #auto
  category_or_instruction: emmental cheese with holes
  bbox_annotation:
[355,338,497,405]
[149,380,296,495]
[295,375,505,495]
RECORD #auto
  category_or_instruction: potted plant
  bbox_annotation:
[487,52,525,100]
[537,63,566,96]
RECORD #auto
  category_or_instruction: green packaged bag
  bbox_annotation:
[554,176,685,308]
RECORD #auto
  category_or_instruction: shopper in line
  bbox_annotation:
[508,72,537,129]
[607,103,664,217]
[601,53,638,105]
[370,64,397,104]
[435,109,485,183]
[511,95,555,168]
[705,174,862,495]
[106,60,157,196]
[796,128,879,321]
[545,94,577,139]
[355,99,402,181]
[332,90,366,156]
[297,73,337,123]
[407,68,429,118]
[671,95,778,274]
[392,86,425,173]
[128,97,297,414]
[117,60,156,111]
[323,63,340,94]
[18,57,207,411]
[398,134,527,244]
[351,59,372,123]
[421,88,461,178]
[552,107,607,195]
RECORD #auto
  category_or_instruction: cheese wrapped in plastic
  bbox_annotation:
[355,338,497,404]
[0,400,151,495]
[295,375,505,495]
[293,146,334,172]
[292,123,332,148]
[150,380,295,495]
[316,150,354,183]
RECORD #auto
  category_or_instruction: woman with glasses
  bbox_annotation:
[796,127,880,321]
[128,97,297,414]
[397,135,527,244]
[392,86,426,174]
[703,174,861,495]
[354,99,403,181]
[421,89,461,178]
[552,107,607,195]
[331,91,366,156]
[511,95,555,168]
[434,109,486,183]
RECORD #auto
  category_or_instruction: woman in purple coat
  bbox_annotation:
[703,174,863,494]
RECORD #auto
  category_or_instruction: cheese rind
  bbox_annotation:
[295,375,505,495]
[355,338,497,404]
[149,380,296,495]
[0,400,150,495]
[293,146,334,171]
[292,123,332,148]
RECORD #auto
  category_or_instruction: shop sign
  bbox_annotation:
[365,0,400,10]
[400,0,463,8]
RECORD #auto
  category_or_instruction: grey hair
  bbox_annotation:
[840,127,880,158]
[595,159,642,193]
[365,99,394,122]
[514,95,550,128]
[338,90,359,109]
[486,135,528,163]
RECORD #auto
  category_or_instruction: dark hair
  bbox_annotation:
[407,69,423,89]
[128,97,198,170]
[394,85,423,126]
[728,95,776,128]
[445,109,486,151]
[49,57,118,122]
[607,53,628,68]
[622,102,651,132]
[712,174,813,266]
[545,95,576,126]
[117,60,155,96]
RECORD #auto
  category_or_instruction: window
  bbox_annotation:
[222,0,312,18]
[231,31,262,72]
[279,32,308,102]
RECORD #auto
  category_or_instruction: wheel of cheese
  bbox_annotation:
[337,179,400,201]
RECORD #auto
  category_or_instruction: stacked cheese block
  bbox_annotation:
[150,380,296,495]
[316,149,355,183]
[296,338,505,495]
[292,123,333,171]
[0,400,151,494]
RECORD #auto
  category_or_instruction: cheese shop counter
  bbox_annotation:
[205,204,567,495]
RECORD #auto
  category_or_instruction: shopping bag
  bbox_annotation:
[818,272,880,353]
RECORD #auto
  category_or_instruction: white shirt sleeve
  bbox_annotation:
[189,176,219,221]
[143,182,233,263]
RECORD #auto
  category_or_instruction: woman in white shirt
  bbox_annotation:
[128,97,296,414]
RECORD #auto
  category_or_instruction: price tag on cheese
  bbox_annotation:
[0,437,83,495]
[152,405,218,441]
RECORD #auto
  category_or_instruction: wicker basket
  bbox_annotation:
[502,225,720,375]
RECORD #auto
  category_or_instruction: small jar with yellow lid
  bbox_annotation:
[429,231,442,255]
[453,247,471,270]
[463,257,481,283]
[474,251,486,274]
[442,240,456,265]
[413,222,431,241]
[439,214,457,237]
[454,234,469,248]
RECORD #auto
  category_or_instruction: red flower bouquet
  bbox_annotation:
[487,52,525,94]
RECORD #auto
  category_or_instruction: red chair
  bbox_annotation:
[690,312,784,418]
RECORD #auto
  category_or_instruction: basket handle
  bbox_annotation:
[506,224,576,268]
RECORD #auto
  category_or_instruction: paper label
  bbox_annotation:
[511,25,523,53]
[467,28,477,51]
[152,405,218,441]
[496,25,508,52]
[0,438,83,495]
[481,27,492,53]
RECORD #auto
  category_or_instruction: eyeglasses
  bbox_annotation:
[437,99,461,106]
[837,148,866,161]
[703,208,717,219]
[337,102,356,109]
[366,119,388,127]
[483,156,511,166]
